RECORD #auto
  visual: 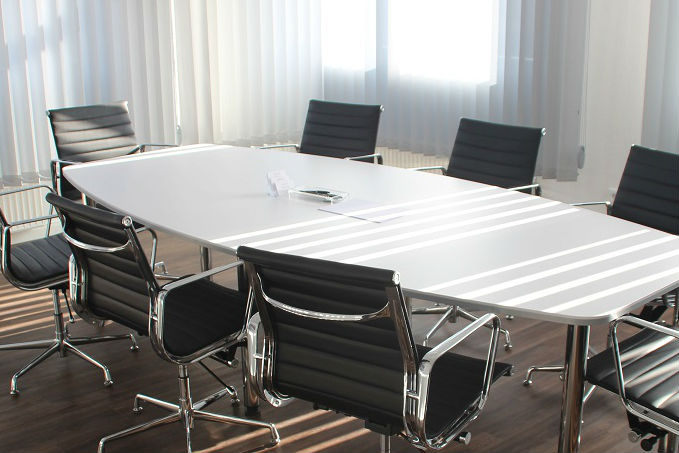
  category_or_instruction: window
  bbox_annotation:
[388,0,498,83]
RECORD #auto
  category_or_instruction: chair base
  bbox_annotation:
[523,364,597,402]
[413,304,512,349]
[98,365,280,453]
[0,289,137,395]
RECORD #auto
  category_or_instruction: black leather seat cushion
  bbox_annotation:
[161,279,247,358]
[420,345,512,438]
[586,327,679,422]
[9,234,70,286]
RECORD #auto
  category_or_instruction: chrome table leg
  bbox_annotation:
[199,246,212,272]
[558,324,590,453]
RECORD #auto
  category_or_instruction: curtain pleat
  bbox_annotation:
[641,0,678,153]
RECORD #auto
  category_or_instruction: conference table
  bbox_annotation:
[63,144,679,453]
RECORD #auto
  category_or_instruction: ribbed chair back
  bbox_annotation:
[238,246,416,434]
[611,145,679,235]
[446,117,544,189]
[46,193,154,335]
[47,101,139,199]
[299,99,382,160]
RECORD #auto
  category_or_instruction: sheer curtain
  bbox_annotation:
[380,0,588,180]
[0,0,175,188]
[641,0,678,153]
[173,0,588,180]
[2,0,589,188]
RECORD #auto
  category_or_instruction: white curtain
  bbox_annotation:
[1,0,589,188]
[641,0,678,153]
[0,0,175,188]
[171,0,588,180]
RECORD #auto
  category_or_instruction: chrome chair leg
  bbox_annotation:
[134,394,180,414]
[420,305,512,350]
[192,387,237,412]
[197,360,239,406]
[523,365,564,386]
[10,342,60,395]
[456,307,512,350]
[100,365,280,453]
[98,413,180,453]
[0,339,56,351]
[380,434,391,453]
[62,340,113,386]
[68,333,138,350]
[1,289,137,394]
[524,345,598,386]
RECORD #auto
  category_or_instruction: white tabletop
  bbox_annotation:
[64,144,679,326]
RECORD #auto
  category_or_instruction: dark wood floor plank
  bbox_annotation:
[0,232,648,452]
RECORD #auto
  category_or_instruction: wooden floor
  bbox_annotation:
[0,232,646,453]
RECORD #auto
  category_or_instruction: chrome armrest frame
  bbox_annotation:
[152,260,249,365]
[571,201,612,215]
[260,143,300,151]
[508,182,540,193]
[50,159,80,197]
[0,185,62,290]
[136,143,177,153]
[610,315,679,436]
[409,166,446,174]
[408,313,501,449]
[345,153,384,165]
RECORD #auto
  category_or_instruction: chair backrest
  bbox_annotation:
[611,145,679,235]
[238,246,417,435]
[446,117,544,189]
[47,101,139,199]
[299,99,383,160]
[45,193,155,335]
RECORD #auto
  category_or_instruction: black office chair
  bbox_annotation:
[411,117,545,193]
[524,145,679,386]
[47,100,174,201]
[262,99,384,164]
[411,118,545,348]
[586,315,679,452]
[0,185,136,395]
[47,100,175,274]
[238,246,512,452]
[45,193,279,453]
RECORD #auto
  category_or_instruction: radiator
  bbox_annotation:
[0,186,53,233]
[378,147,449,169]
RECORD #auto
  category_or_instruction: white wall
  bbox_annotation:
[541,0,652,204]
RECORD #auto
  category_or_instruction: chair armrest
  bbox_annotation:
[0,184,55,198]
[260,144,300,151]
[508,183,541,194]
[137,143,178,153]
[609,315,679,429]
[571,201,612,214]
[413,313,501,448]
[1,185,58,235]
[409,166,446,174]
[4,213,59,228]
[51,158,80,166]
[344,153,383,165]
[161,260,244,292]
